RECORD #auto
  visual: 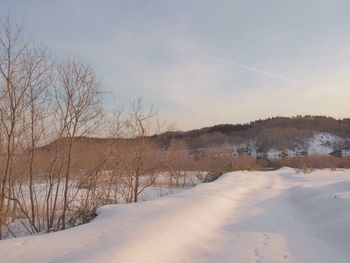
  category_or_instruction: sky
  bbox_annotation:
[1,0,349,130]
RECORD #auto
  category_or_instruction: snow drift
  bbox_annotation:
[1,168,350,263]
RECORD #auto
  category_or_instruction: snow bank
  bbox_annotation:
[1,168,350,263]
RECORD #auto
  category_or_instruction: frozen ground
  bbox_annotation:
[1,168,350,263]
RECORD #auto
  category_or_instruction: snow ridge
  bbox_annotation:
[1,168,350,263]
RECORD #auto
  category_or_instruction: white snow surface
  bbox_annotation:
[1,168,350,263]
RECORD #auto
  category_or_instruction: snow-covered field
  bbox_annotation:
[3,171,204,238]
[1,168,350,263]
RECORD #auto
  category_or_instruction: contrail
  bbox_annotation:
[208,56,300,84]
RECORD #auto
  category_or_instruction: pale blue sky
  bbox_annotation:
[1,0,349,130]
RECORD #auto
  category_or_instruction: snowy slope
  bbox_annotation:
[1,168,350,263]
[307,133,343,155]
[253,132,349,157]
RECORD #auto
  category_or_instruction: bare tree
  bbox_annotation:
[0,17,31,239]
[122,98,161,202]
[164,139,190,187]
[52,59,103,229]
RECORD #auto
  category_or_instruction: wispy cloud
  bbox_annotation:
[207,56,301,84]
[2,0,349,129]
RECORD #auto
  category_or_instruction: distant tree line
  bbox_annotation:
[154,116,350,150]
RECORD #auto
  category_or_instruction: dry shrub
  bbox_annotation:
[197,155,261,182]
[193,154,350,181]
[230,155,258,171]
[271,156,350,171]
